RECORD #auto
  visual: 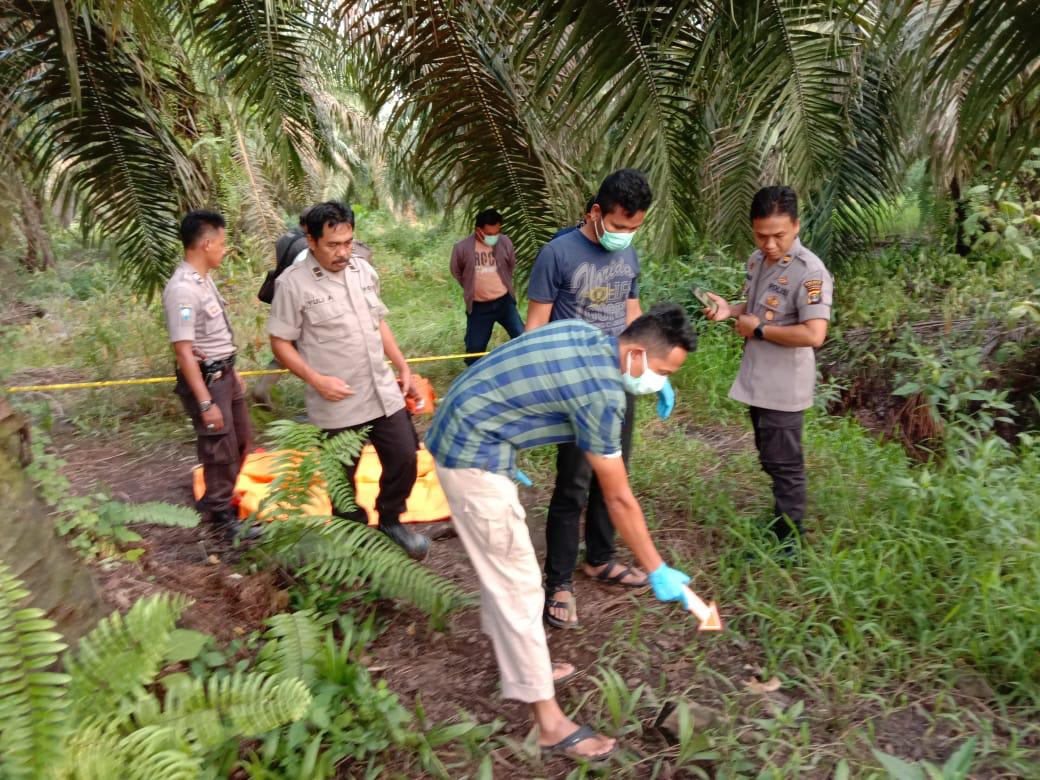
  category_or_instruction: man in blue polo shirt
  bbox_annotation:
[426,304,697,762]
[527,168,676,629]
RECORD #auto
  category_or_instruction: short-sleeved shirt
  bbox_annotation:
[426,320,626,476]
[728,239,834,412]
[527,229,639,336]
[472,241,509,302]
[161,262,235,359]
[267,244,405,429]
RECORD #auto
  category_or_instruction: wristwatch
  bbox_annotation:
[753,323,765,341]
[198,399,213,412]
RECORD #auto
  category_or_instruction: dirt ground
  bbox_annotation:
[50,428,1028,779]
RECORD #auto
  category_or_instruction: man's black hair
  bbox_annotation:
[180,210,225,249]
[475,208,503,228]
[584,196,595,214]
[750,186,799,222]
[305,201,355,240]
[594,169,653,217]
[620,303,697,355]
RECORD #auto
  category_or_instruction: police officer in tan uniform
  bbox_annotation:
[706,186,833,549]
[162,210,253,540]
[267,201,430,560]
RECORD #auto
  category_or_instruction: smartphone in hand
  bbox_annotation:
[692,285,719,315]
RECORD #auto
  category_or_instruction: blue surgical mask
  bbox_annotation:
[478,231,500,247]
[621,351,666,395]
[595,214,635,252]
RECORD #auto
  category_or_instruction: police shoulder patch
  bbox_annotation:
[803,279,824,304]
[179,304,192,321]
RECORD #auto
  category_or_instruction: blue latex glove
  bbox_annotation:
[515,469,533,487]
[656,379,675,420]
[647,563,691,607]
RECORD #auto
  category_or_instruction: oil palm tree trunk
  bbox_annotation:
[0,400,105,642]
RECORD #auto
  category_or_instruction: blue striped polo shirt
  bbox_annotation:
[426,320,625,475]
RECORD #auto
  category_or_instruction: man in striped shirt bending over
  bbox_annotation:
[426,304,697,762]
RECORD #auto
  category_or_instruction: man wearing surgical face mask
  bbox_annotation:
[450,208,524,366]
[527,168,675,630]
[426,304,697,762]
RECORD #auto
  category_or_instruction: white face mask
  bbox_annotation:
[621,351,666,395]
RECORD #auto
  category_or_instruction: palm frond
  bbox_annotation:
[926,0,1040,178]
[1,1,204,296]
[188,0,334,181]
[228,108,286,247]
[346,0,576,272]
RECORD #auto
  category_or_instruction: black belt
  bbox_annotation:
[175,353,236,386]
[200,353,235,385]
[201,354,236,373]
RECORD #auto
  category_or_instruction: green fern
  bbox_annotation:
[258,421,368,518]
[257,420,470,620]
[0,563,69,779]
[65,592,192,722]
[137,672,312,750]
[63,722,201,780]
[101,501,201,529]
[262,518,470,621]
[256,610,325,686]
[321,428,369,513]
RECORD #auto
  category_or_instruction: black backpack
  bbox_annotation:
[258,230,309,304]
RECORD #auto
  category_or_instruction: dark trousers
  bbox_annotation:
[749,406,806,540]
[324,408,418,528]
[176,370,252,514]
[464,294,525,365]
[544,393,636,591]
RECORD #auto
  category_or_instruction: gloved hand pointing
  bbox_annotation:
[648,563,691,608]
[656,379,675,420]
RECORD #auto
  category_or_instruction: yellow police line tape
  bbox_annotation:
[3,352,489,394]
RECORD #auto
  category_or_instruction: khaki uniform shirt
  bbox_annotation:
[161,262,236,359]
[728,239,833,412]
[267,243,405,429]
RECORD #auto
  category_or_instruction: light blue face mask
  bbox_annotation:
[479,231,500,247]
[621,351,667,395]
[595,214,635,252]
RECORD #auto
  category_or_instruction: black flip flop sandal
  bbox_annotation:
[541,724,617,762]
[587,560,648,589]
[544,584,579,629]
[552,661,578,686]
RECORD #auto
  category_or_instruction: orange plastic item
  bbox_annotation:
[193,445,450,525]
[398,373,436,415]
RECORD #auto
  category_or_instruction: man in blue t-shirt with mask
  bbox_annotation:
[526,168,675,629]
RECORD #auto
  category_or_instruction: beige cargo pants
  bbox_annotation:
[434,464,554,702]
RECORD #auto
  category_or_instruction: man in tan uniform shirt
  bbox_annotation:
[161,210,252,540]
[268,201,430,560]
[706,186,833,553]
